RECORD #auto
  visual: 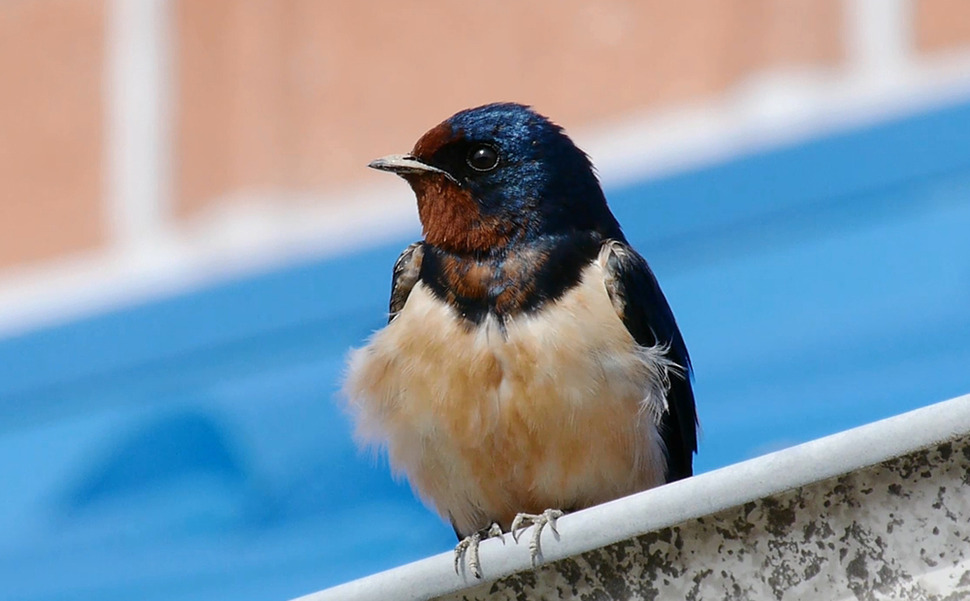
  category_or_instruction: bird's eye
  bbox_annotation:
[466,145,499,172]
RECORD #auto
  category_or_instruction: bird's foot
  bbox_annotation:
[454,522,504,579]
[510,508,564,566]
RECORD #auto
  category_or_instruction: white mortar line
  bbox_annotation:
[105,0,172,246]
[845,0,914,83]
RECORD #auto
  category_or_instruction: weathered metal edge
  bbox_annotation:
[293,393,970,601]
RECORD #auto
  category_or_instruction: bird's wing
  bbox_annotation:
[388,242,425,323]
[601,239,698,482]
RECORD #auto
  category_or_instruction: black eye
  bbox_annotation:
[466,145,499,171]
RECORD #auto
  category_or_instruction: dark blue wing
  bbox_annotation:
[602,240,697,482]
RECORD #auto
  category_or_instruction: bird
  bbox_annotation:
[344,102,697,579]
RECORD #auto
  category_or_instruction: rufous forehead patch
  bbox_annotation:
[412,121,461,161]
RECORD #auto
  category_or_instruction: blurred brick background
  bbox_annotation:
[1,0,969,270]
[0,0,105,268]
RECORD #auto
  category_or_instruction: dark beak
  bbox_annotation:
[368,154,457,183]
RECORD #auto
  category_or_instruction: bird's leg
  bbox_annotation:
[510,508,564,566]
[454,522,504,579]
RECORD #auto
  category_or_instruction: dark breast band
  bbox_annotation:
[419,233,603,325]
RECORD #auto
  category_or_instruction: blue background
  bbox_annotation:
[2,101,970,601]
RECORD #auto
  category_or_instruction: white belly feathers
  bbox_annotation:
[344,257,673,535]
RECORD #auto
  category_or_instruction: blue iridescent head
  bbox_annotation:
[369,103,622,254]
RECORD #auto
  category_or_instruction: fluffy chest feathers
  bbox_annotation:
[344,257,672,536]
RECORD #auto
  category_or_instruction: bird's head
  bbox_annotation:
[369,103,621,255]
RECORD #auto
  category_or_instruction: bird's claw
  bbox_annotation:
[454,522,504,579]
[510,508,563,566]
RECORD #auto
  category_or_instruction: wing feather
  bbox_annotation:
[388,242,424,323]
[601,240,698,481]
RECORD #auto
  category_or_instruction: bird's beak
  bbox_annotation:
[368,154,456,182]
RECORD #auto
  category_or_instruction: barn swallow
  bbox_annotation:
[345,103,697,578]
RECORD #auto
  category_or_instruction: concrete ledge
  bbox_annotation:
[295,394,970,601]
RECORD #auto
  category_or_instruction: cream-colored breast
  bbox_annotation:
[344,258,672,535]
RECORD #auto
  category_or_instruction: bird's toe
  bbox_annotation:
[510,508,564,566]
[453,522,504,579]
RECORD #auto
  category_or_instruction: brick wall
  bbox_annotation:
[0,0,105,269]
[916,0,970,53]
[1,0,969,273]
[173,0,842,216]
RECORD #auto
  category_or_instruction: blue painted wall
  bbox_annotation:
[2,101,969,601]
